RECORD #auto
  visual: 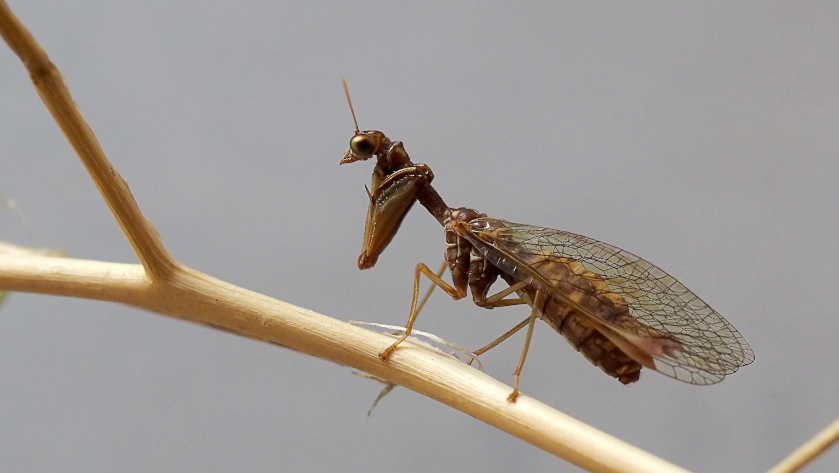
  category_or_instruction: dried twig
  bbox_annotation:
[766,416,839,473]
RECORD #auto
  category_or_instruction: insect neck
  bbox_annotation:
[369,130,451,226]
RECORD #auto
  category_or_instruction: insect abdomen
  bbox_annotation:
[540,296,642,384]
[499,263,643,384]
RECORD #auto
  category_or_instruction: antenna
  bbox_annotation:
[342,78,360,134]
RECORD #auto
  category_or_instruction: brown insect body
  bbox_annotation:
[445,208,643,384]
[339,82,752,399]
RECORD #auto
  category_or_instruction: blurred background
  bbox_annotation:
[1,2,838,472]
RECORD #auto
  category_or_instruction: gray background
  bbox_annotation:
[1,2,837,472]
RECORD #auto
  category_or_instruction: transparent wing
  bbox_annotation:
[478,219,754,385]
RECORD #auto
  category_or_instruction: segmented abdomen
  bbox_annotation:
[499,257,643,384]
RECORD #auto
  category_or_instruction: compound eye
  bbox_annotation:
[350,133,377,158]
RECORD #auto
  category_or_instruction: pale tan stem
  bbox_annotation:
[766,416,839,473]
[0,0,175,280]
[0,253,689,473]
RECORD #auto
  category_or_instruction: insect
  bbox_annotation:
[339,81,754,402]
